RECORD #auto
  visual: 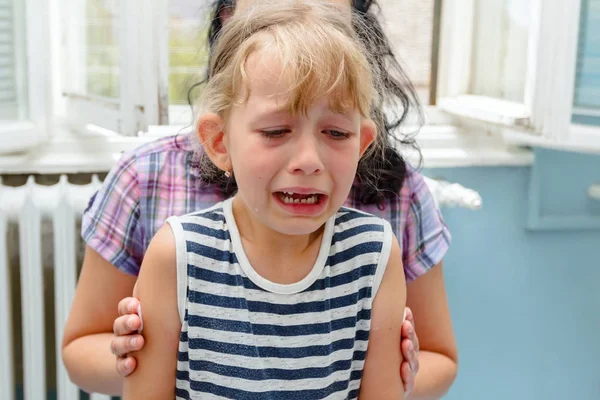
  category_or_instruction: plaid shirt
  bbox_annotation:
[82,134,450,281]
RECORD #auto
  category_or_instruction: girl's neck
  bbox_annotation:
[231,196,325,284]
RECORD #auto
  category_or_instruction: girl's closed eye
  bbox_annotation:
[323,129,351,140]
[260,128,291,139]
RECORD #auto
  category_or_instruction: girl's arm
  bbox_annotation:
[122,225,182,400]
[404,262,458,400]
[359,235,407,400]
[62,246,140,395]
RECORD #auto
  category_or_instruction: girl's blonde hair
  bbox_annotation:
[195,0,384,183]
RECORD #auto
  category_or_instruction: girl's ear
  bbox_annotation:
[359,119,377,157]
[197,113,232,172]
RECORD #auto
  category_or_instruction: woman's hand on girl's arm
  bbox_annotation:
[111,296,144,376]
[400,307,419,395]
[122,225,181,400]
[359,236,407,400]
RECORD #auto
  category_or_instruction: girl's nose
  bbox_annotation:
[288,132,324,175]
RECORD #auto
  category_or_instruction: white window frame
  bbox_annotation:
[503,0,600,153]
[437,0,600,153]
[168,105,194,126]
[523,0,582,141]
[437,0,543,127]
[0,0,51,155]
[61,0,168,136]
[5,0,598,170]
[436,0,532,126]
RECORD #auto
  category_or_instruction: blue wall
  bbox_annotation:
[427,149,600,400]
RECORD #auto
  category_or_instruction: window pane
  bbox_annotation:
[0,0,27,120]
[379,0,435,105]
[470,0,531,102]
[85,0,119,98]
[168,1,209,105]
[572,0,600,126]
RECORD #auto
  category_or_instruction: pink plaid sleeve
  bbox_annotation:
[81,151,144,276]
[402,169,451,281]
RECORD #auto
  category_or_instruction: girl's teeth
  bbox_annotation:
[280,193,318,204]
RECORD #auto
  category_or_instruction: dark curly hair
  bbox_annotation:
[187,0,422,208]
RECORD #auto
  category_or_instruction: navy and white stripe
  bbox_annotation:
[167,198,393,399]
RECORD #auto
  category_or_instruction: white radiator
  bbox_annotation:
[0,173,480,400]
[0,175,111,400]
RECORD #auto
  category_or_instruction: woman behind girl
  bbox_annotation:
[63,0,458,398]
[123,1,406,398]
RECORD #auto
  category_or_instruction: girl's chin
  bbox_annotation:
[267,219,327,237]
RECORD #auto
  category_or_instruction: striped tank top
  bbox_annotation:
[167,197,393,399]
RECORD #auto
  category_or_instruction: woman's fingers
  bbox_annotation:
[118,297,140,317]
[112,297,144,377]
[402,307,419,354]
[113,314,142,336]
[400,360,414,395]
[110,333,145,357]
[399,306,420,393]
[115,355,138,377]
[401,337,419,374]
